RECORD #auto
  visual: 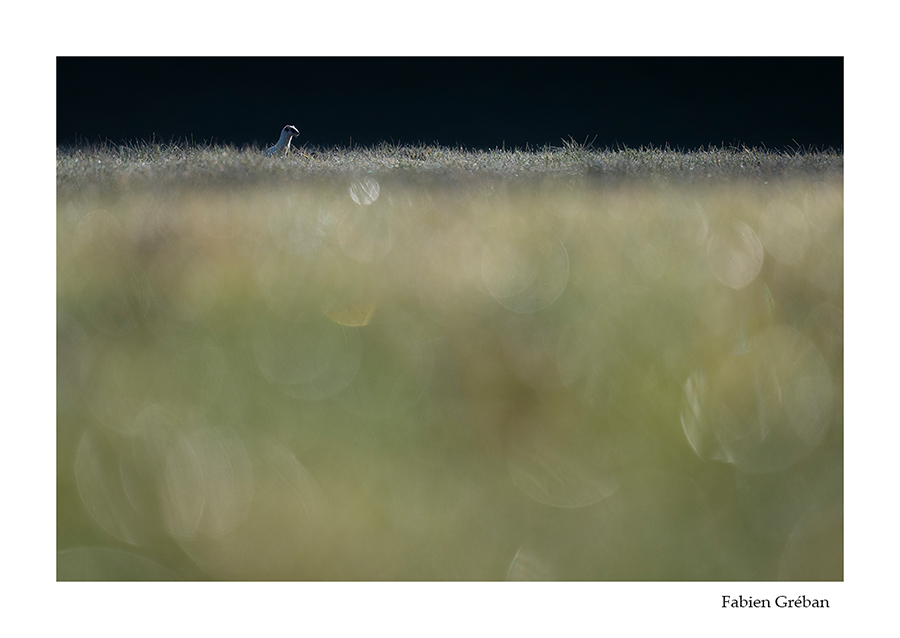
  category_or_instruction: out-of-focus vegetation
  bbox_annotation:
[57,143,842,580]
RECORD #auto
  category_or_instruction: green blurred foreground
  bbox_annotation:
[57,146,842,580]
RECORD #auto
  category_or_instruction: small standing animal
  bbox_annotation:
[266,125,300,156]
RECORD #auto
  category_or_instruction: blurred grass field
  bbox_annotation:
[57,143,843,580]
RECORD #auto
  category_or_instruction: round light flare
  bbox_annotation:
[778,500,843,580]
[502,471,718,580]
[79,340,175,436]
[681,325,834,473]
[178,442,327,580]
[74,407,254,548]
[349,177,380,206]
[155,423,254,541]
[506,410,619,509]
[706,221,764,289]
[802,181,843,232]
[481,235,569,313]
[252,315,362,402]
[323,296,379,327]
[74,428,151,546]
[506,545,556,581]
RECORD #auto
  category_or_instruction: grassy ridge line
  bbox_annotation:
[57,142,843,191]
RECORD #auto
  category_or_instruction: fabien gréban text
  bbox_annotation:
[722,595,829,609]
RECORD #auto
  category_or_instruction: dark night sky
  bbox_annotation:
[56,57,842,151]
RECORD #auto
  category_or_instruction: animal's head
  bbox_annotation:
[284,125,300,137]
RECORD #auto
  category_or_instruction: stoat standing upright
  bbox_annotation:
[266,125,300,156]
